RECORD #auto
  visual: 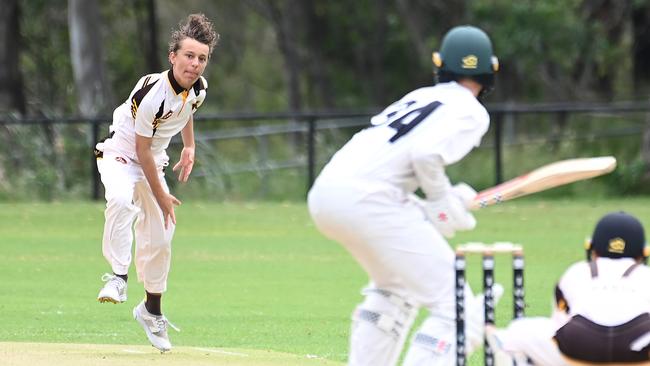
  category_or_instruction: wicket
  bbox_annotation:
[455,242,525,366]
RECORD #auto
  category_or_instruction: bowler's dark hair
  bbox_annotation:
[168,13,219,58]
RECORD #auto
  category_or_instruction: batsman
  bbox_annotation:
[308,25,500,365]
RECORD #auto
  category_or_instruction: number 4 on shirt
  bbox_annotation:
[378,101,442,142]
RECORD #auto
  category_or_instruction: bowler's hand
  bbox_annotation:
[157,192,182,229]
[173,147,195,182]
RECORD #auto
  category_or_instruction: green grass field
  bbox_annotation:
[0,198,649,365]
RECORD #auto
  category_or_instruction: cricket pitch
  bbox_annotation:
[0,342,343,366]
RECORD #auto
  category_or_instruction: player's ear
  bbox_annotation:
[644,245,649,265]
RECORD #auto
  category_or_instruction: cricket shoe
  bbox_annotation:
[97,273,127,303]
[133,301,180,352]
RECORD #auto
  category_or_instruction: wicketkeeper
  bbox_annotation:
[94,14,218,352]
[308,25,500,365]
[487,211,650,366]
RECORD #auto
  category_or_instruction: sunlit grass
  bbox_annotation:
[0,198,648,364]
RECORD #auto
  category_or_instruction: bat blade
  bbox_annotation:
[470,156,616,210]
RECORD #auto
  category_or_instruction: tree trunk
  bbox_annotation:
[641,113,650,176]
[633,5,650,92]
[0,0,26,114]
[300,0,335,108]
[395,0,435,64]
[255,1,305,156]
[264,1,303,114]
[68,0,112,117]
[135,0,161,72]
[578,0,631,100]
[68,0,112,199]
[632,4,650,179]
[367,0,389,105]
[0,0,25,183]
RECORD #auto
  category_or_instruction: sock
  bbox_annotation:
[114,273,128,282]
[145,291,162,315]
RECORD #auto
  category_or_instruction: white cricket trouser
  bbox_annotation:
[97,152,174,293]
[494,317,569,366]
[308,182,455,305]
[309,181,474,365]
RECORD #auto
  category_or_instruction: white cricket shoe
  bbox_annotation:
[97,273,127,303]
[133,301,180,352]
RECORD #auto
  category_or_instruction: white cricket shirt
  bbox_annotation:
[558,257,650,326]
[103,69,207,165]
[315,82,489,200]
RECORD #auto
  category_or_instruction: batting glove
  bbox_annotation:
[423,182,477,238]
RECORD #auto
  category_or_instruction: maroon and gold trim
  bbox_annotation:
[130,79,159,119]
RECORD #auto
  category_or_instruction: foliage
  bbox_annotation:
[472,0,632,101]
[611,158,650,195]
[20,0,76,114]
[13,1,650,111]
[3,1,650,201]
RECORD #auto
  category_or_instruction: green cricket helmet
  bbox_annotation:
[433,25,499,95]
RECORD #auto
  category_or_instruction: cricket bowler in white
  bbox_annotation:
[308,25,500,365]
[94,14,218,352]
[486,211,650,366]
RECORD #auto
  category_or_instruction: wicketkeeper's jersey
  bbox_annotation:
[315,81,489,200]
[558,257,650,326]
[103,69,207,164]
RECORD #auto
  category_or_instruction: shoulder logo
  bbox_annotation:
[131,98,139,119]
[461,55,478,69]
[608,238,625,254]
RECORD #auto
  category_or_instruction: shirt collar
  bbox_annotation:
[167,69,187,95]
[167,69,205,96]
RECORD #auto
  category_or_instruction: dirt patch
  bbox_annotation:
[0,342,343,366]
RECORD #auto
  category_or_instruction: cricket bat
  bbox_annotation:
[470,156,617,210]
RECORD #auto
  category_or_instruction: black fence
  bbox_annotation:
[486,101,650,183]
[1,101,649,200]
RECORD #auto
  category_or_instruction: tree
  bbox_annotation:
[68,0,112,117]
[0,0,26,190]
[247,0,304,114]
[579,0,631,100]
[632,2,650,180]
[0,0,26,115]
[298,0,335,108]
[68,0,112,199]
[396,0,467,67]
[134,0,161,72]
